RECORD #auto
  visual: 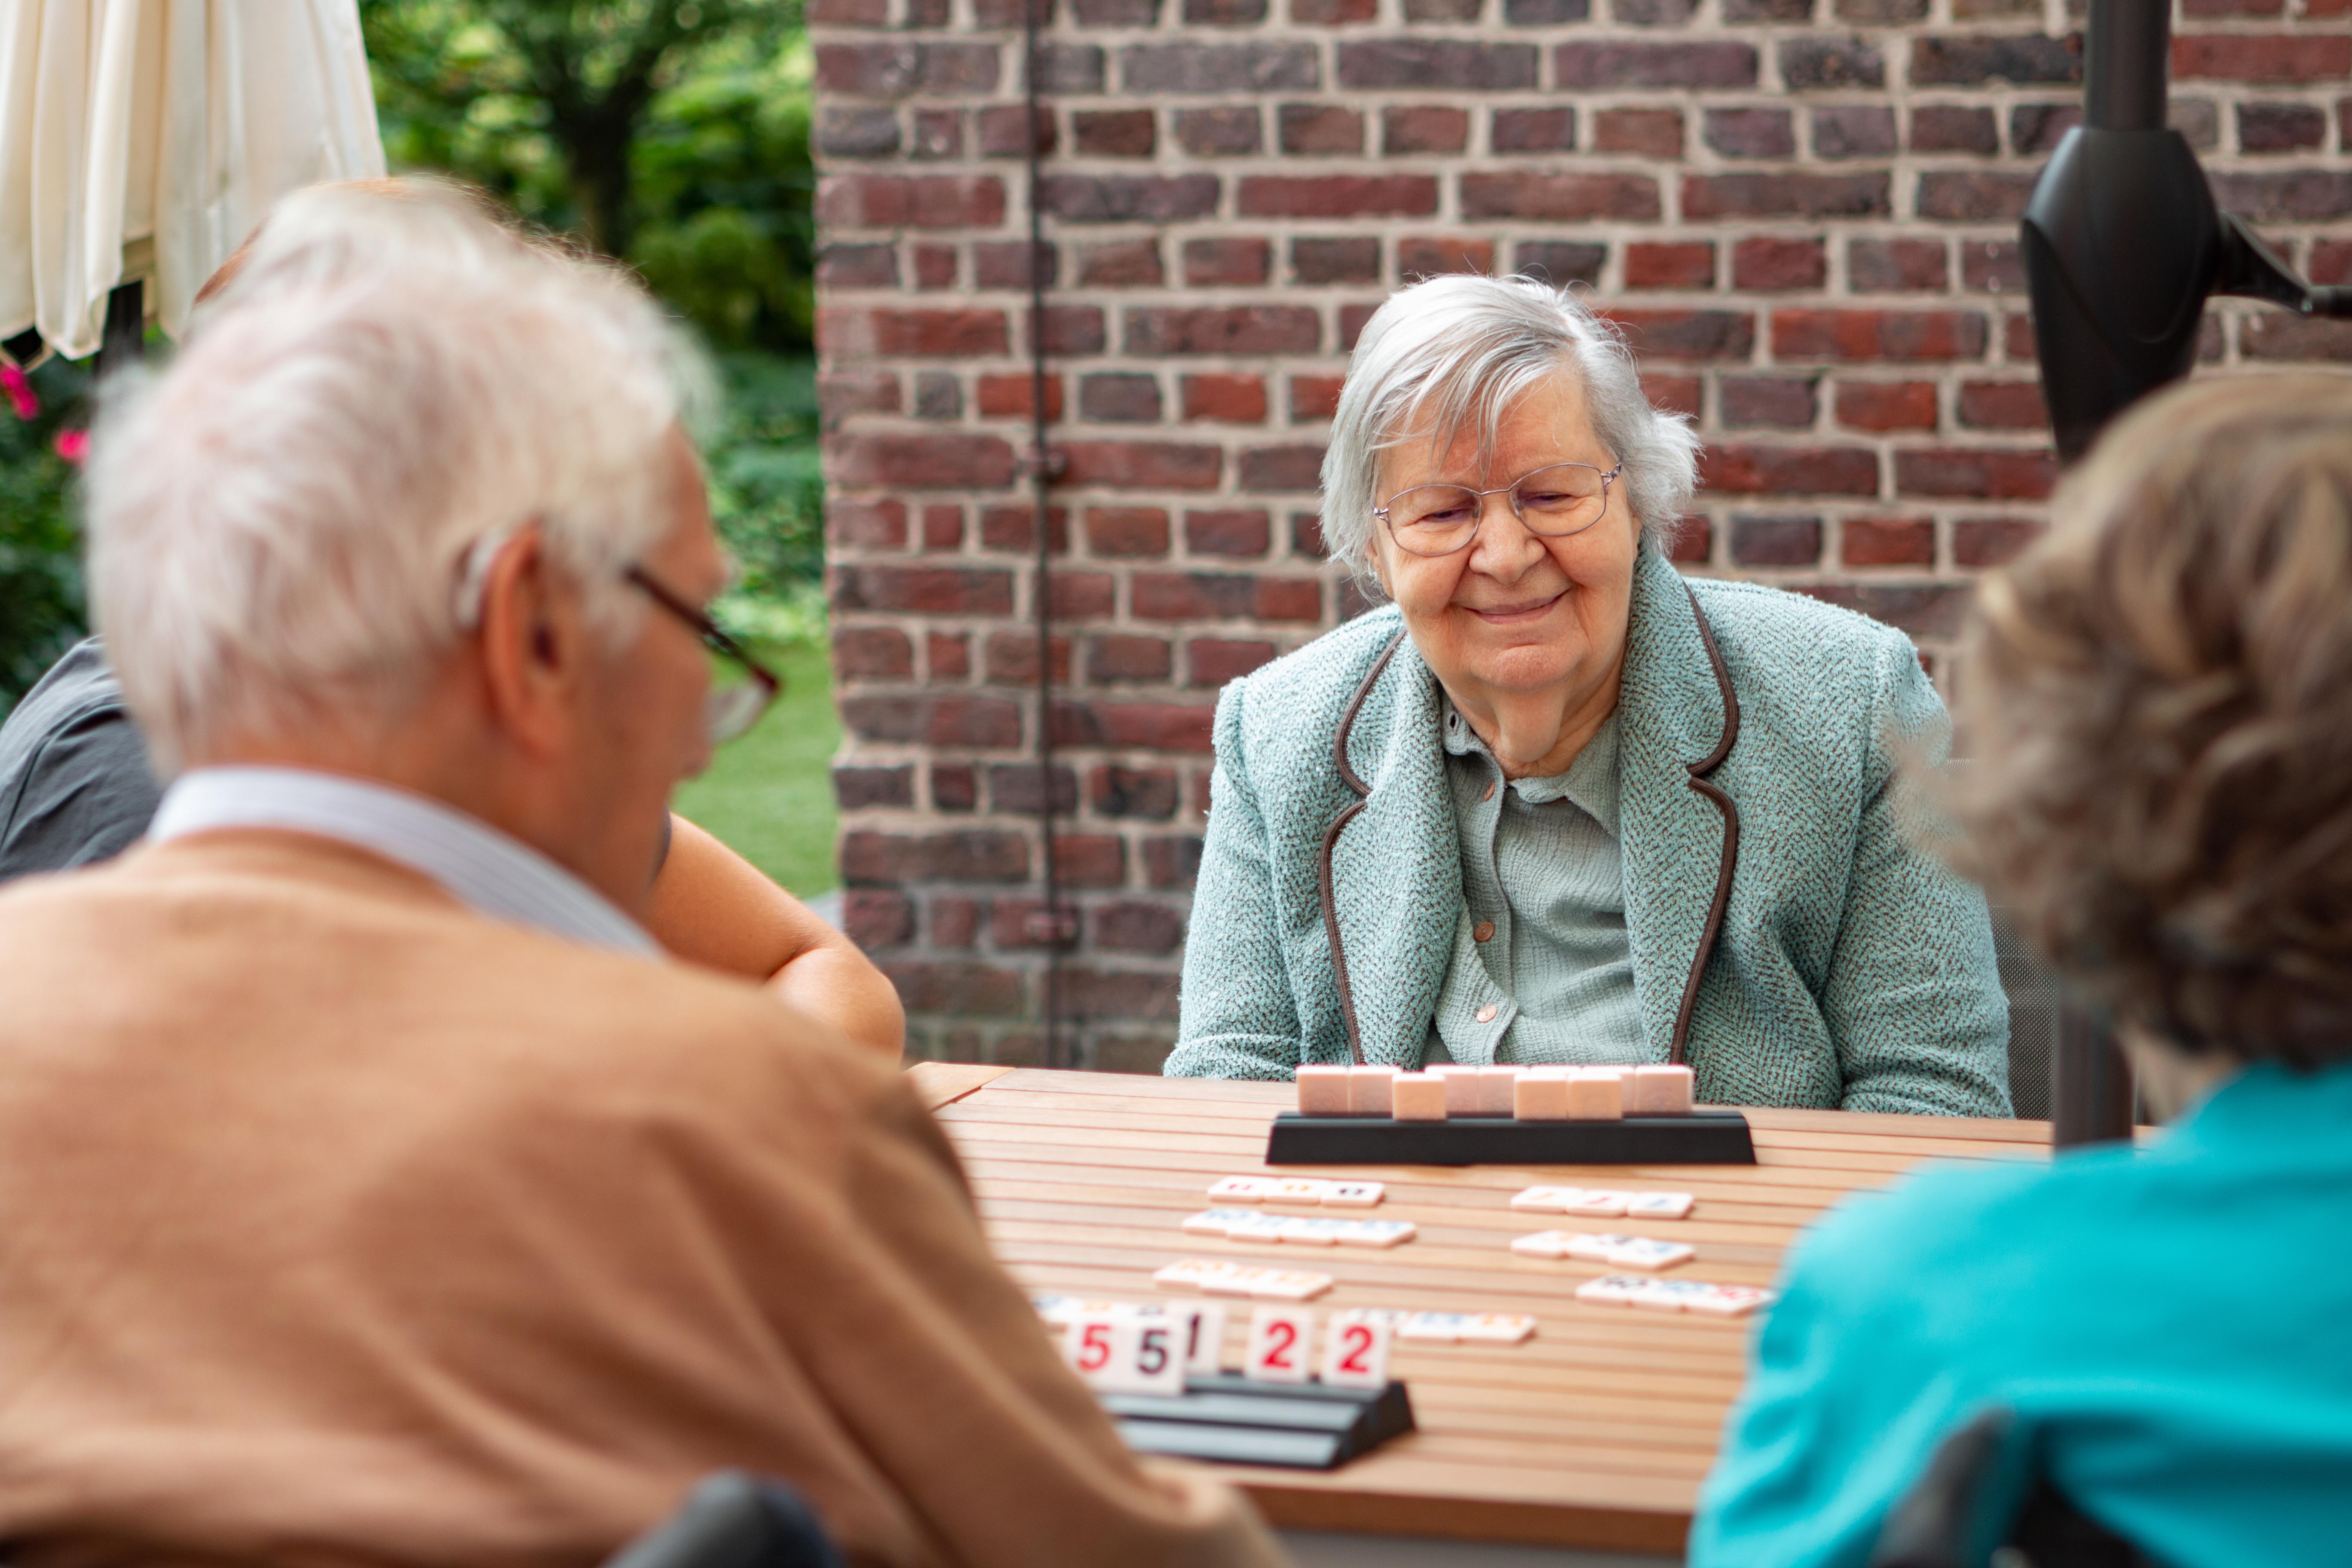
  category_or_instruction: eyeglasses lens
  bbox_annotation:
[705,679,772,744]
[1385,464,1611,557]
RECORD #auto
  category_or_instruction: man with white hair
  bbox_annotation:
[0,188,1283,1568]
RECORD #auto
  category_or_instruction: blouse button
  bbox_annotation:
[1475,1004,1498,1024]
[1473,920,1496,943]
[1480,781,1496,802]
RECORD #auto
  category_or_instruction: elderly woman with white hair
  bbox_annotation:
[1166,275,2010,1115]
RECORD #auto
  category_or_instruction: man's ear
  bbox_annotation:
[474,524,586,758]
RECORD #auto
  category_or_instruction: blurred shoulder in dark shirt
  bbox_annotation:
[0,638,161,883]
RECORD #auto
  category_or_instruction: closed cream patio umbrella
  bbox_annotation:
[0,0,384,367]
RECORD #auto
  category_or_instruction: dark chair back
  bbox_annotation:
[601,1473,842,1568]
[1867,1409,2160,1568]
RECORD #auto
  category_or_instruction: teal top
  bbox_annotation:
[1166,548,2012,1116]
[1430,703,1645,1065]
[1694,1061,2352,1567]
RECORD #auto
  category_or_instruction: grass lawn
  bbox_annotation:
[671,641,840,897]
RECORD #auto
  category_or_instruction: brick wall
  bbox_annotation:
[812,0,2352,1069]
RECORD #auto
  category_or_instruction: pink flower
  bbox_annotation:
[52,428,87,465]
[1,364,36,421]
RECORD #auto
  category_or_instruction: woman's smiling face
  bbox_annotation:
[1370,372,1640,757]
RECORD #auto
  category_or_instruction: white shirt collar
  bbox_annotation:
[149,766,660,957]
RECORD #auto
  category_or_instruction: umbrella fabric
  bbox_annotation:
[0,0,384,362]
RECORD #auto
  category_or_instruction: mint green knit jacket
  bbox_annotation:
[1165,549,2013,1117]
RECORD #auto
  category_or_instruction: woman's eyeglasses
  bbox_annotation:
[1374,462,1624,558]
[624,565,781,744]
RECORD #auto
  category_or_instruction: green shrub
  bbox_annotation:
[0,357,93,713]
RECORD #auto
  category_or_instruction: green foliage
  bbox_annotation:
[361,0,814,353]
[0,358,92,713]
[705,352,827,647]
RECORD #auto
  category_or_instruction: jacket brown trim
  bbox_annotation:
[1318,628,1407,1065]
[1670,582,1742,1067]
[1318,588,1741,1070]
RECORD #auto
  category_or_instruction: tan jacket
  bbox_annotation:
[0,832,1283,1568]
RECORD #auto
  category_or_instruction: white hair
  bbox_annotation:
[86,184,700,769]
[1320,273,1702,577]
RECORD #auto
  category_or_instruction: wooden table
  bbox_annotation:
[908,1065,2046,1558]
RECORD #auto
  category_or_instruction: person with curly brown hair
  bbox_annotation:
[1690,371,2352,1568]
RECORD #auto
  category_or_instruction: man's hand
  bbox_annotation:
[644,814,906,1059]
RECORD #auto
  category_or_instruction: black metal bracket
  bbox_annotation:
[1265,1111,1756,1167]
[1101,1374,1415,1470]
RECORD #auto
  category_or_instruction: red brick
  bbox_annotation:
[1595,309,1756,361]
[1039,173,1220,224]
[818,308,1008,358]
[1705,107,1795,159]
[1240,444,1328,492]
[1078,372,1162,424]
[1239,175,1441,219]
[815,41,1001,97]
[2173,33,2351,83]
[827,433,1017,491]
[1893,448,2058,500]
[1730,514,1822,567]
[833,625,915,680]
[1060,968,1181,1020]
[983,630,1069,685]
[1084,507,1171,557]
[1340,304,1380,349]
[1834,380,1939,432]
[1795,583,1970,640]
[1093,902,1186,955]
[1090,765,1182,820]
[830,499,906,551]
[1721,375,1817,429]
[1957,380,2047,431]
[1291,374,1345,421]
[977,372,1064,421]
[815,174,1007,231]
[1625,242,1715,290]
[1126,306,1320,355]
[1172,106,1262,156]
[832,565,1016,617]
[1492,107,1577,154]
[1954,515,2044,567]
[880,961,1027,1017]
[1699,444,1882,496]
[1073,108,1155,157]
[1667,517,1712,564]
[809,0,888,24]
[2242,99,2332,151]
[1338,39,1541,89]
[1594,107,1684,158]
[1182,237,1271,287]
[820,370,900,426]
[1050,572,1116,618]
[913,246,956,293]
[1917,171,2041,222]
[1684,173,1890,220]
[1960,239,2024,294]
[1133,572,1319,622]
[1056,698,1219,753]
[1642,373,1703,420]
[928,765,975,819]
[1908,34,2080,87]
[926,630,971,678]
[1849,238,1947,293]
[2005,313,2037,360]
[1911,103,1999,154]
[1086,634,1175,683]
[1292,237,1381,284]
[1185,509,1272,556]
[839,694,1026,749]
[816,243,897,289]
[978,504,1067,555]
[1842,516,1935,567]
[1397,237,1496,277]
[2309,239,2352,285]
[1057,442,1223,490]
[842,890,914,950]
[1459,172,1661,221]
[1733,236,1826,292]
[1075,239,1164,288]
[1144,836,1205,890]
[1773,309,1989,361]
[834,766,914,811]
[1279,103,1366,156]
[976,104,1054,159]
[1293,0,1377,20]
[1555,40,1757,89]
[922,505,964,552]
[1188,638,1279,685]
[1182,374,1270,424]
[1386,106,1471,154]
